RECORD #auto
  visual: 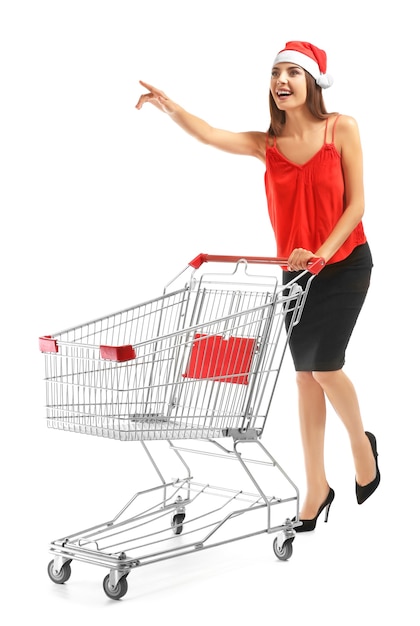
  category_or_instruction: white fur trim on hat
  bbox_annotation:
[272,49,334,89]
[316,74,334,89]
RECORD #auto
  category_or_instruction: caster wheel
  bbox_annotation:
[47,559,72,584]
[273,537,294,561]
[171,512,185,535]
[103,573,128,600]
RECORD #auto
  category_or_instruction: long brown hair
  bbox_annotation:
[268,70,333,136]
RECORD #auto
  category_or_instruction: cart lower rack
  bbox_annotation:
[40,253,323,599]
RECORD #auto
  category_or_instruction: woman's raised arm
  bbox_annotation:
[136,81,265,160]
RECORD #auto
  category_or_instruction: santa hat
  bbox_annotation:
[272,41,334,89]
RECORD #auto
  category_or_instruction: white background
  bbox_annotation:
[1,0,418,623]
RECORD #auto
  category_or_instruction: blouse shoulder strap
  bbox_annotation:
[331,114,341,143]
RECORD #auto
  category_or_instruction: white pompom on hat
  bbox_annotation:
[273,41,334,89]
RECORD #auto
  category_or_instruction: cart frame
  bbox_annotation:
[42,254,324,599]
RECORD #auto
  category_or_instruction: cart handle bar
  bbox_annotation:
[189,253,325,275]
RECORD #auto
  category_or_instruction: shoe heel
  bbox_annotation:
[294,487,334,533]
[324,501,332,523]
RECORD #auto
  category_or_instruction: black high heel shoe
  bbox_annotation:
[356,431,381,505]
[294,487,335,533]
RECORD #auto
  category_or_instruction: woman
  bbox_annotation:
[135,40,380,531]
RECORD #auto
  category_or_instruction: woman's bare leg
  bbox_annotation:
[312,369,376,486]
[296,371,331,519]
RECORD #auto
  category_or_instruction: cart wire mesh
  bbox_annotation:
[40,270,305,441]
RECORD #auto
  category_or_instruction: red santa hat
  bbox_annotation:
[272,41,334,89]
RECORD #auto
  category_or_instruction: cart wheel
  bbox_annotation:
[273,537,294,561]
[103,573,128,600]
[171,512,185,535]
[47,559,72,584]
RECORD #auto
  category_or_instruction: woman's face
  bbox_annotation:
[270,63,308,110]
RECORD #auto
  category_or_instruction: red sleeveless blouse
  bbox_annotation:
[264,115,366,265]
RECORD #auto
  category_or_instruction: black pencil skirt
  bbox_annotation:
[283,243,373,372]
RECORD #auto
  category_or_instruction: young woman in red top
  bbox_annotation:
[136,41,380,531]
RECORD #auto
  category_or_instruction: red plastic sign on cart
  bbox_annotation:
[183,333,256,385]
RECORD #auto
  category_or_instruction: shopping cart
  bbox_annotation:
[40,253,324,600]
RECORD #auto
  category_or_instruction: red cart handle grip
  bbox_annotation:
[188,253,325,275]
